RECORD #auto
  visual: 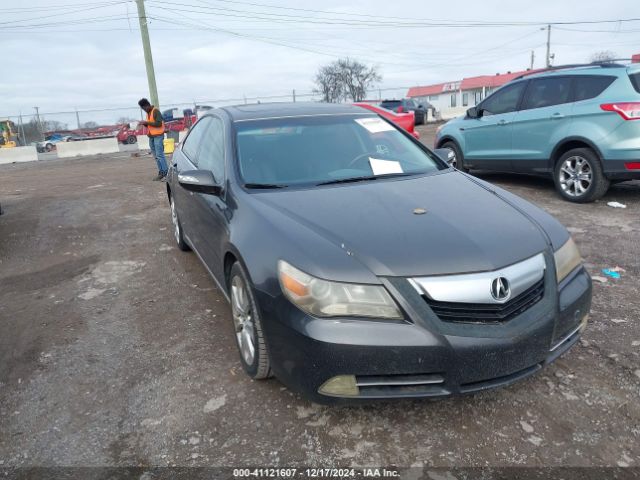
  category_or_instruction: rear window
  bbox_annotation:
[522,77,572,110]
[381,101,401,108]
[629,72,640,94]
[573,76,616,101]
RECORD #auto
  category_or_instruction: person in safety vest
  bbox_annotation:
[138,98,168,181]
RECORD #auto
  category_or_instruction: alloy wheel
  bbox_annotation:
[445,148,457,168]
[559,155,593,197]
[230,275,256,365]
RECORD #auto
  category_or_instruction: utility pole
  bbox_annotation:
[546,24,552,67]
[292,89,296,102]
[135,0,160,108]
[18,112,26,146]
[33,106,43,141]
[75,108,81,130]
[530,50,535,70]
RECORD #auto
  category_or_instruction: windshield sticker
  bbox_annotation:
[369,157,403,175]
[355,117,395,133]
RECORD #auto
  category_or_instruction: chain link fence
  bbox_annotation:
[2,87,410,146]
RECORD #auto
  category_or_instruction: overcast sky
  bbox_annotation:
[1,0,639,126]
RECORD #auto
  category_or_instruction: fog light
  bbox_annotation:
[318,375,359,397]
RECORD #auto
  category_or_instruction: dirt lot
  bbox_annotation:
[1,125,639,472]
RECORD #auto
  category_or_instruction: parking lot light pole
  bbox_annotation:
[135,0,160,108]
[546,24,552,67]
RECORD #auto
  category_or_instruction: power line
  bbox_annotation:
[146,1,640,28]
[0,1,128,26]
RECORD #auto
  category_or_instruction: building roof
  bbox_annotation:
[406,83,448,98]
[460,69,534,90]
[407,69,542,98]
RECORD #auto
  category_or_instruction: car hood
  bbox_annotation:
[252,171,551,278]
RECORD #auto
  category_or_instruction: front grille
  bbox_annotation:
[424,278,545,324]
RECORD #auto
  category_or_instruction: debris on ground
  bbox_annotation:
[607,201,627,209]
[602,268,622,279]
[591,275,608,283]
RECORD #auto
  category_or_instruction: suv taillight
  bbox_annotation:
[600,102,640,120]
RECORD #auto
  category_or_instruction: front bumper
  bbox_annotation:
[259,256,591,404]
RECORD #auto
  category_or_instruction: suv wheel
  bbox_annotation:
[441,141,468,172]
[229,262,272,379]
[554,148,609,203]
[127,135,137,144]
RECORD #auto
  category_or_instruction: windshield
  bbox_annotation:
[236,115,444,188]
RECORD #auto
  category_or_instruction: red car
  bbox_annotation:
[353,103,420,140]
[115,124,145,144]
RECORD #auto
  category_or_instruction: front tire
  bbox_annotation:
[441,140,468,172]
[554,148,609,203]
[45,143,53,152]
[229,262,272,380]
[170,195,190,251]
[127,135,137,144]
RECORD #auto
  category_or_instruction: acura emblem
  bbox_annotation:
[491,277,511,302]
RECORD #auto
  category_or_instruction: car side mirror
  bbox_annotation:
[178,169,222,196]
[467,107,481,119]
[434,148,455,165]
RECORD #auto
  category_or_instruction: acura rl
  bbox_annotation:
[166,103,591,403]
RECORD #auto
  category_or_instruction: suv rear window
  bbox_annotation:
[522,77,572,109]
[629,72,640,94]
[574,76,616,101]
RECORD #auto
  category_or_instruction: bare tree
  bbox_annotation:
[338,58,381,102]
[314,63,344,103]
[589,50,617,63]
[314,58,381,102]
[81,121,99,129]
[117,116,136,125]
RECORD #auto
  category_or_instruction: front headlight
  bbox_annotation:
[278,260,403,320]
[554,237,582,283]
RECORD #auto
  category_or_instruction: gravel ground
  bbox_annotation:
[0,126,639,473]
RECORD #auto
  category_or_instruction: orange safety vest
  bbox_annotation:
[146,107,165,136]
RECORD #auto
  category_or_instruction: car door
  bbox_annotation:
[174,116,211,249]
[188,115,229,282]
[510,76,573,173]
[462,81,527,170]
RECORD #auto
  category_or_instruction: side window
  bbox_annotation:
[182,117,211,164]
[197,117,225,182]
[462,92,469,107]
[573,76,616,101]
[481,82,526,115]
[450,94,457,107]
[522,77,572,110]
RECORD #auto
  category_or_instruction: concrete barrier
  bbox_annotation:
[0,146,38,164]
[136,136,150,151]
[56,138,120,158]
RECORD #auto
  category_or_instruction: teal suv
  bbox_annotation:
[435,63,640,202]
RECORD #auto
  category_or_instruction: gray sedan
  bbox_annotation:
[166,103,591,403]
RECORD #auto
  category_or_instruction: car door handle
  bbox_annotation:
[498,119,509,126]
[550,113,564,120]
